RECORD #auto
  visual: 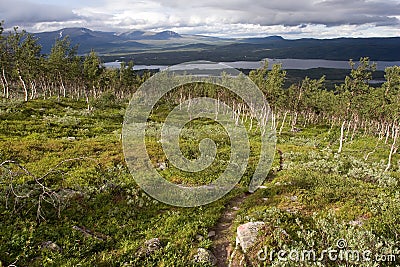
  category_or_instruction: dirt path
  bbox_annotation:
[211,193,248,267]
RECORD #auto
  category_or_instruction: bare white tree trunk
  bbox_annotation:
[271,111,276,130]
[338,120,346,153]
[215,97,220,121]
[85,90,90,111]
[30,81,36,100]
[378,122,385,140]
[235,104,241,126]
[377,122,382,139]
[350,121,357,141]
[291,112,298,131]
[59,73,66,98]
[328,117,335,135]
[179,89,183,110]
[1,74,6,98]
[385,123,391,144]
[345,119,352,139]
[279,111,288,135]
[385,127,398,172]
[188,93,192,120]
[17,69,28,102]
[1,68,9,98]
[365,139,380,161]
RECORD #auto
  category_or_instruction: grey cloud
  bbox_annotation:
[2,0,400,37]
[157,0,400,27]
[0,0,80,28]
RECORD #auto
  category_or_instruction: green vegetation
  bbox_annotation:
[0,97,244,266]
[234,127,400,266]
[1,96,399,266]
[1,21,400,266]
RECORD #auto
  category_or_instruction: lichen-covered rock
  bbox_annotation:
[196,234,204,241]
[137,238,162,257]
[236,221,265,253]
[192,248,217,266]
[207,230,216,238]
[40,241,62,252]
[157,162,167,170]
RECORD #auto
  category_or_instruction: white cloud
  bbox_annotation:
[1,0,400,38]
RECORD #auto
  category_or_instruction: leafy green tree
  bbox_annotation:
[249,61,286,110]
[48,37,78,98]
[338,57,376,120]
[119,61,135,86]
[249,60,268,92]
[7,27,42,101]
[0,20,11,99]
[83,50,103,99]
[301,76,326,114]
[383,66,400,123]
[265,63,286,109]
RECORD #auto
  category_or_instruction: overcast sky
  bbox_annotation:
[1,0,400,38]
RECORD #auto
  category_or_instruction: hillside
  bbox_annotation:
[32,28,400,64]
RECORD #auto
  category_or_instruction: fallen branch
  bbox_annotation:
[0,157,97,222]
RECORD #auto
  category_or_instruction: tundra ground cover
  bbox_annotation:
[0,97,399,266]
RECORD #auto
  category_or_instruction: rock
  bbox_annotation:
[40,241,62,252]
[236,222,265,253]
[195,234,204,241]
[285,209,297,214]
[137,238,162,257]
[207,231,216,238]
[192,248,217,266]
[145,238,161,253]
[67,136,76,141]
[157,162,167,170]
[349,220,363,227]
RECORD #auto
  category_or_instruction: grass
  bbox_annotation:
[0,98,399,266]
[233,126,400,266]
[0,97,243,266]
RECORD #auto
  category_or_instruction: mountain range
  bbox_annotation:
[32,28,400,65]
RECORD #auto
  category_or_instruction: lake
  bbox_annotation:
[104,58,400,71]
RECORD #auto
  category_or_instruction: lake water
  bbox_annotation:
[104,59,400,71]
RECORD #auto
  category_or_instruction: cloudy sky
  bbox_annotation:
[1,0,400,38]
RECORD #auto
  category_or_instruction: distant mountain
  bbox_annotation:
[150,30,182,40]
[240,35,285,44]
[117,30,181,40]
[33,28,182,54]
[117,30,148,39]
[31,27,400,65]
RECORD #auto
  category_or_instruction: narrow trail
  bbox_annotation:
[211,193,249,267]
